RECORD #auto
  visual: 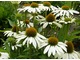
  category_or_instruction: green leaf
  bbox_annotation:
[8,19,16,27]
[57,24,70,42]
[64,1,72,8]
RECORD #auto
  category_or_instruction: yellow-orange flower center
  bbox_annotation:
[31,2,38,8]
[43,2,51,7]
[62,6,69,10]
[66,41,74,53]
[46,13,55,22]
[24,20,30,24]
[23,3,30,6]
[25,27,37,37]
[48,37,58,45]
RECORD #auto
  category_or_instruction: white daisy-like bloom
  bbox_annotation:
[53,5,79,17]
[40,13,62,28]
[57,17,76,24]
[59,41,80,59]
[4,31,17,37]
[17,2,41,13]
[39,2,57,11]
[17,20,34,28]
[0,52,9,59]
[11,44,22,50]
[4,26,19,37]
[24,20,34,28]
[4,37,22,50]
[40,36,67,57]
[15,27,46,49]
[5,43,22,50]
[29,14,45,21]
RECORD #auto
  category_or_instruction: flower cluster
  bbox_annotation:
[3,1,80,59]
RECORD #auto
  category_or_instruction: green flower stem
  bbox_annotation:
[45,11,47,17]
[58,24,71,42]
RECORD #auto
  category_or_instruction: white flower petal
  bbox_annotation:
[58,42,67,46]
[68,10,73,15]
[66,11,69,17]
[72,52,78,59]
[58,44,67,52]
[44,45,50,54]
[37,33,46,39]
[23,37,29,45]
[35,36,44,42]
[39,42,48,49]
[52,46,56,55]
[43,22,48,28]
[48,46,53,57]
[32,38,37,48]
[55,46,62,55]
[72,10,79,14]
[63,53,68,59]
[29,37,34,44]
[12,46,14,50]
[53,21,62,28]
[17,35,26,43]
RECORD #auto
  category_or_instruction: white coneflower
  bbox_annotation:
[29,14,45,21]
[5,37,22,50]
[57,17,76,24]
[24,19,34,28]
[17,20,34,28]
[39,2,57,11]
[17,2,41,13]
[40,37,67,57]
[15,27,46,49]
[59,41,80,59]
[40,13,62,28]
[53,5,79,17]
[0,52,9,59]
[4,26,19,37]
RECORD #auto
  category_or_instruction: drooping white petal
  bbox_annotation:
[35,37,41,48]
[72,52,78,59]
[16,35,26,43]
[12,46,14,50]
[60,10,63,16]
[52,46,56,55]
[37,33,46,39]
[58,42,67,46]
[68,10,73,15]
[39,42,48,49]
[43,22,48,28]
[48,46,53,57]
[72,10,79,14]
[35,36,44,42]
[53,21,62,28]
[32,38,37,48]
[27,39,30,48]
[29,37,34,44]
[58,44,67,52]
[63,53,68,59]
[55,46,62,55]
[66,11,69,17]
[29,23,34,27]
[44,45,50,54]
[23,37,29,45]
[56,46,64,54]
